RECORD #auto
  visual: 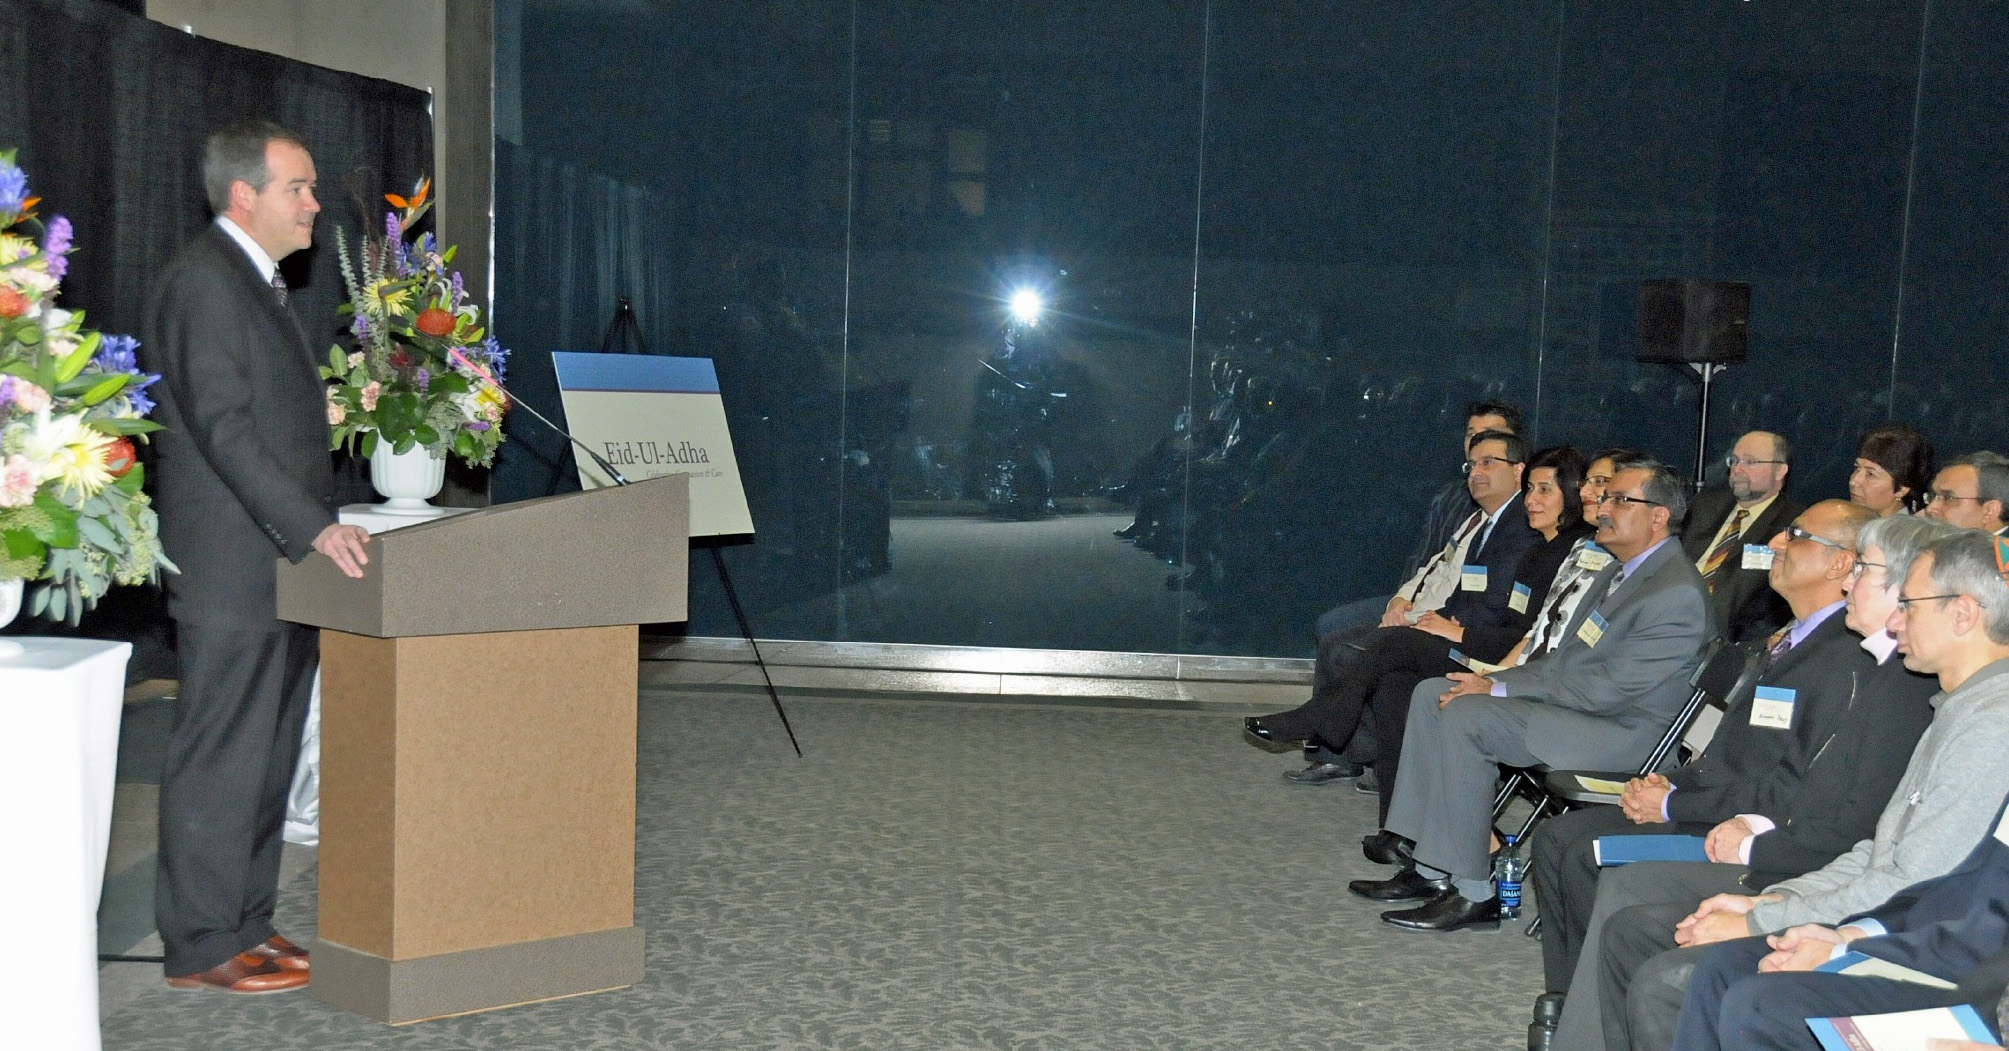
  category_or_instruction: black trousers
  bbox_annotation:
[1533,806,1715,991]
[155,620,317,976]
[1261,624,1464,823]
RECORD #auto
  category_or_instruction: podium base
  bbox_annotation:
[312,926,644,1024]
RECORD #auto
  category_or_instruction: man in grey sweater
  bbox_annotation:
[1582,528,2009,1051]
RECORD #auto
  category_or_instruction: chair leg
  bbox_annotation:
[1525,914,1543,937]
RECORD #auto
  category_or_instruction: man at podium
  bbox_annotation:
[141,122,370,994]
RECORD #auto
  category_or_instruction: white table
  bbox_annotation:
[0,637,133,1051]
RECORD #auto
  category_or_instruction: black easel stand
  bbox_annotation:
[593,298,800,756]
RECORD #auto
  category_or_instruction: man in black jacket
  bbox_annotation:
[144,122,371,994]
[1680,431,1803,644]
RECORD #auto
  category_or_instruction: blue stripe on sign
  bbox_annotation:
[551,352,720,394]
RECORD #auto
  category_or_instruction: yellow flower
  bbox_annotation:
[364,278,413,316]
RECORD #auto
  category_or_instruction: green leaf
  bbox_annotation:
[85,417,161,436]
[330,345,348,373]
[77,372,130,407]
[78,515,118,550]
[414,423,439,446]
[54,329,101,382]
[359,430,379,458]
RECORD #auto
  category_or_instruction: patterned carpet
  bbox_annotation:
[99,688,1545,1050]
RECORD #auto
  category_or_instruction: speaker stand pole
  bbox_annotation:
[1688,361,1728,491]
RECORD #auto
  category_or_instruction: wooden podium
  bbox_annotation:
[275,476,689,1024]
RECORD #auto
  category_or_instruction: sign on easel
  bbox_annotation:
[550,352,754,537]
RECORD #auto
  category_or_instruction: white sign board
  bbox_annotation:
[551,352,754,537]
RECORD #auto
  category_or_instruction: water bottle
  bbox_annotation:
[1494,835,1527,919]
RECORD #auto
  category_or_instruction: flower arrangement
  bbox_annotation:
[0,150,175,622]
[322,178,510,466]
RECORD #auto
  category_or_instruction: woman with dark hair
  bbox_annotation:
[1851,423,1934,516]
[1245,445,1599,814]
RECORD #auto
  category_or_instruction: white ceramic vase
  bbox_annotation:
[369,440,447,515]
[0,577,23,659]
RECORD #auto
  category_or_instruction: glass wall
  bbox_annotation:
[496,0,2005,658]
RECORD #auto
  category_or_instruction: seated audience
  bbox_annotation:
[1850,423,1934,517]
[1350,458,1710,933]
[1310,401,1522,640]
[1923,451,2009,536]
[1244,446,1590,801]
[1246,430,1539,776]
[1539,509,1942,1051]
[1584,528,2009,1051]
[1680,430,1803,643]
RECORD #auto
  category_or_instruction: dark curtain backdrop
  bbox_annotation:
[490,138,678,504]
[0,0,432,670]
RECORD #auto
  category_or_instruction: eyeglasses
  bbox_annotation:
[1463,456,1523,473]
[1784,524,1853,553]
[1726,455,1786,469]
[1924,491,1983,506]
[1896,592,1972,612]
[1595,492,1662,509]
[1849,559,1886,579]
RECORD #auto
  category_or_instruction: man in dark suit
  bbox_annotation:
[1681,431,1803,644]
[1352,458,1711,931]
[143,122,371,993]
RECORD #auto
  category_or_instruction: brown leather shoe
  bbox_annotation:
[165,950,309,993]
[248,934,310,972]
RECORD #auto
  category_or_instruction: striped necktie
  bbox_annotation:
[1699,508,1747,591]
[271,271,289,306]
[1759,623,1796,672]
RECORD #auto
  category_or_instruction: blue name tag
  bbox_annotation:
[1576,609,1609,647]
[1509,581,1532,613]
[1460,564,1488,591]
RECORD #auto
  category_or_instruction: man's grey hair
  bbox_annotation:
[202,120,306,214]
[1615,457,1689,534]
[1922,530,2009,644]
[1860,515,1958,593]
[1949,451,2009,526]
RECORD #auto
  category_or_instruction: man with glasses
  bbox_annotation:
[1581,526,2009,1051]
[1351,459,1708,932]
[1539,505,1938,1051]
[1922,451,2009,536]
[1680,431,1803,643]
[1666,530,2009,1051]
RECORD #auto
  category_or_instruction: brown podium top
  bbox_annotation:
[276,474,689,637]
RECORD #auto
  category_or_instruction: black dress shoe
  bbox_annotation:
[1283,761,1361,786]
[1113,523,1145,539]
[1382,889,1502,932]
[1361,829,1415,866]
[1242,717,1302,752]
[1347,865,1451,902]
[1354,769,1379,794]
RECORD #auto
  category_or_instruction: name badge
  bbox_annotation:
[1580,545,1612,572]
[1749,685,1796,729]
[1508,581,1532,613]
[1742,544,1775,571]
[1995,804,2009,848]
[1576,610,1608,647]
[1461,565,1488,591]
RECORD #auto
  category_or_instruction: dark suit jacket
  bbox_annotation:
[1847,793,2009,1014]
[1491,536,1711,769]
[1665,613,1868,822]
[1437,491,1542,633]
[1742,649,1939,886]
[1462,519,1596,664]
[142,224,337,628]
[1679,487,1804,643]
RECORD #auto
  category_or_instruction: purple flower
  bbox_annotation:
[449,271,464,303]
[43,215,72,278]
[0,164,25,214]
[467,420,490,432]
[0,375,14,409]
[94,332,139,373]
[352,314,370,341]
[386,212,403,243]
[482,337,509,383]
[416,367,430,392]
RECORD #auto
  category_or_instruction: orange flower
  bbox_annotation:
[414,307,455,337]
[0,286,26,318]
[104,437,137,477]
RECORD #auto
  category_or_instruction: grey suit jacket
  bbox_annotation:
[1489,537,1711,769]
[142,224,337,628]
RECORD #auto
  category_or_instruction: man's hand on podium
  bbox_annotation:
[314,523,373,579]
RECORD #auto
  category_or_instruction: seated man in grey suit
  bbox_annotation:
[1350,458,1711,932]
[1587,528,2009,1051]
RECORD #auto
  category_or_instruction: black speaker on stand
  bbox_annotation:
[1634,279,1751,489]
